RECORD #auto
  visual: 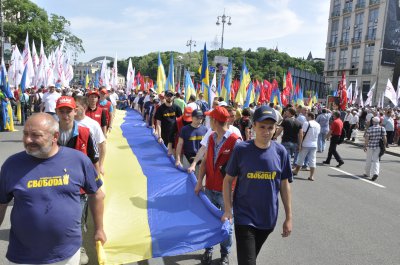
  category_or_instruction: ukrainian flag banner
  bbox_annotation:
[100,109,229,264]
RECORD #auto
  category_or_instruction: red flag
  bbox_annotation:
[263,80,272,103]
[286,71,293,91]
[339,71,347,110]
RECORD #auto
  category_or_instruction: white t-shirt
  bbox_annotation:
[42,92,61,113]
[144,95,151,104]
[366,113,374,123]
[200,125,242,147]
[76,116,106,144]
[109,93,119,106]
[344,113,353,122]
[187,102,200,111]
[350,114,359,125]
[301,120,320,148]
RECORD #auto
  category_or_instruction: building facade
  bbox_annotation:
[73,61,125,88]
[325,0,400,105]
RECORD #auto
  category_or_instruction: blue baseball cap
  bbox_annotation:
[253,105,277,123]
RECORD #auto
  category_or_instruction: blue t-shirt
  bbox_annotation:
[179,124,208,158]
[0,147,102,264]
[225,140,293,230]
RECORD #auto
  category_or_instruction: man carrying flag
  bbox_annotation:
[195,106,240,265]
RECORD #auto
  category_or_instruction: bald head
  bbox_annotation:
[25,113,59,134]
[23,113,59,159]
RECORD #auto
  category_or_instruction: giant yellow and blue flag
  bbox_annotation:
[165,53,175,92]
[243,81,255,108]
[221,61,232,102]
[156,53,166,94]
[100,109,229,264]
[235,58,250,106]
[184,70,196,103]
[200,43,211,105]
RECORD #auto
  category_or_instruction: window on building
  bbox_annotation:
[330,20,339,46]
[341,16,351,44]
[339,49,348,69]
[367,8,379,40]
[362,81,370,99]
[328,50,337,70]
[363,43,375,74]
[351,46,360,68]
[353,12,364,42]
[344,0,353,12]
[357,0,366,6]
[333,0,341,14]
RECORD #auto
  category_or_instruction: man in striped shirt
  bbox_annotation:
[364,116,387,181]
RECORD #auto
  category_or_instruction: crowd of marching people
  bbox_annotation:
[1,81,400,265]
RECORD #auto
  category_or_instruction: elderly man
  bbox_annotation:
[0,113,106,265]
[364,116,387,181]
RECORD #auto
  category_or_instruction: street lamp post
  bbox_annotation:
[186,37,196,71]
[216,9,232,50]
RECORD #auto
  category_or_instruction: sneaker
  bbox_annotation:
[322,161,330,165]
[371,174,378,181]
[201,251,212,265]
[336,161,344,168]
[80,247,89,265]
[219,254,229,265]
[300,166,310,171]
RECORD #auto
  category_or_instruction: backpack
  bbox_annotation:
[338,127,346,144]
[196,100,209,113]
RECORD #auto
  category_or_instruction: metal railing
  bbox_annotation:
[352,37,362,44]
[362,68,372,74]
[340,39,349,46]
[331,10,341,17]
[328,41,337,48]
[365,34,376,41]
[355,2,366,9]
[343,7,352,14]
[369,0,380,5]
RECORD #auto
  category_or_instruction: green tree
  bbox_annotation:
[2,0,84,54]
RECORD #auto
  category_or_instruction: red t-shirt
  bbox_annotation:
[331,118,343,136]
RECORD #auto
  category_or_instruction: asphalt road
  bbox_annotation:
[1,128,400,265]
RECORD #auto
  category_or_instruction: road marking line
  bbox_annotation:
[330,167,386,189]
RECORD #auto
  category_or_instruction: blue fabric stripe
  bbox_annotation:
[121,109,229,258]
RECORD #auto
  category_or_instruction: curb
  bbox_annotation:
[345,139,400,158]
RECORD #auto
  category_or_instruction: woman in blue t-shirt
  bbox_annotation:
[222,105,293,265]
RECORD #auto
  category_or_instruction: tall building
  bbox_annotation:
[324,0,400,105]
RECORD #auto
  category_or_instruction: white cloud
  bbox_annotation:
[53,0,329,62]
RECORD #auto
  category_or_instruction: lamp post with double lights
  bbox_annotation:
[186,38,196,71]
[216,10,232,50]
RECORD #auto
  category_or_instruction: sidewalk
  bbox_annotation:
[345,130,400,157]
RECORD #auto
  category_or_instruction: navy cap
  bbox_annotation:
[165,91,174,97]
[253,105,277,123]
[192,109,204,118]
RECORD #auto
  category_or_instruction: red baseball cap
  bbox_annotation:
[87,90,100,98]
[56,96,76,109]
[100,88,108,95]
[183,107,193,122]
[205,106,229,123]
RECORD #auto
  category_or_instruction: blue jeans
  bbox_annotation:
[318,132,328,152]
[282,142,298,166]
[204,189,232,255]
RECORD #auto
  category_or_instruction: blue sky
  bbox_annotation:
[31,0,330,62]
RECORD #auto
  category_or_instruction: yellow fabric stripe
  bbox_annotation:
[102,110,152,264]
